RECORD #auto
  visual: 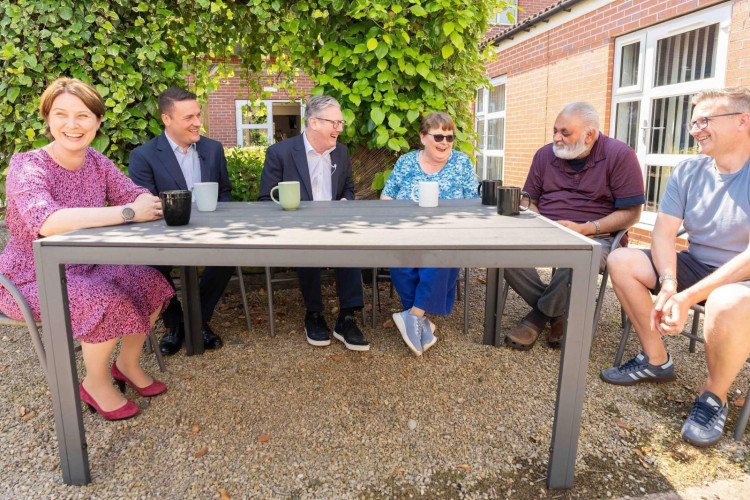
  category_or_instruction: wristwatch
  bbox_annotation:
[121,205,135,223]
[587,220,601,236]
[658,274,677,285]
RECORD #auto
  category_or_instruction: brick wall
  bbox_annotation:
[517,0,560,22]
[726,0,750,86]
[206,68,315,148]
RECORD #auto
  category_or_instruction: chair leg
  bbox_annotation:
[149,330,167,373]
[614,317,632,366]
[689,310,701,353]
[734,385,750,441]
[593,269,609,336]
[372,267,378,329]
[463,268,469,335]
[456,272,462,301]
[236,267,253,332]
[265,267,275,338]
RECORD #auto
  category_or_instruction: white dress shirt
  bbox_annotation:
[165,132,201,190]
[303,132,335,201]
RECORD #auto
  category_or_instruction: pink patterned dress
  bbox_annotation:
[0,148,174,343]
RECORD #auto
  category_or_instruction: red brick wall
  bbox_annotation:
[206,68,315,148]
[517,0,560,22]
[727,0,750,86]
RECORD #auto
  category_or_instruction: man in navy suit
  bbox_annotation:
[129,87,232,355]
[259,95,368,351]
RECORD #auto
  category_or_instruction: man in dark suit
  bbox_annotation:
[259,95,368,351]
[129,87,232,355]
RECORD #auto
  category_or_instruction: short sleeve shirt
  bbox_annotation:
[381,150,480,200]
[523,133,645,223]
[659,155,750,268]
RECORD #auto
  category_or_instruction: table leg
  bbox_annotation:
[483,268,499,345]
[494,269,507,348]
[180,266,203,355]
[34,252,90,485]
[547,246,601,489]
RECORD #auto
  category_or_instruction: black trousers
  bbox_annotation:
[154,265,234,329]
[296,267,364,312]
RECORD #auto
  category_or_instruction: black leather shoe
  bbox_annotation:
[333,314,370,351]
[202,323,223,350]
[305,311,331,347]
[159,323,184,356]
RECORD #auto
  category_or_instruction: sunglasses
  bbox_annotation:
[426,133,456,143]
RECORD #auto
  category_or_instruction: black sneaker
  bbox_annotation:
[305,311,331,347]
[333,315,370,351]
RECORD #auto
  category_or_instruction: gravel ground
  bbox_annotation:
[1,268,749,499]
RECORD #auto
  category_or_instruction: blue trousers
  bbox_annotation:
[390,267,460,315]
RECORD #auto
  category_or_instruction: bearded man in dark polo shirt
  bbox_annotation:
[504,101,644,351]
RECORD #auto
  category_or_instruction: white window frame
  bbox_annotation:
[475,75,507,181]
[492,1,518,26]
[609,2,731,226]
[235,100,305,147]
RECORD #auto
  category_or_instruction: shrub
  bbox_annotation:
[225,147,266,202]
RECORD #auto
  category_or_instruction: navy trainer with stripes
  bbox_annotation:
[681,390,728,447]
[600,351,675,385]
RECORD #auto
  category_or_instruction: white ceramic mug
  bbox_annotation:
[411,181,439,207]
[192,182,219,212]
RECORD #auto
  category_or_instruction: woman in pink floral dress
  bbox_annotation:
[0,78,174,420]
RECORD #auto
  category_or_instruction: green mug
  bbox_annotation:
[270,181,301,210]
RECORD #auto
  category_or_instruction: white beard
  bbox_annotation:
[553,134,590,160]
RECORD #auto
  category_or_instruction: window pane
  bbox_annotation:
[645,165,674,213]
[242,102,269,125]
[649,95,696,154]
[476,120,485,149]
[655,24,718,87]
[476,89,485,115]
[619,42,640,87]
[486,156,503,181]
[487,117,504,150]
[475,153,483,178]
[242,129,269,146]
[614,101,640,150]
[488,84,505,113]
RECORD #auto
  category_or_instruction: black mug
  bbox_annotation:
[159,190,192,226]
[497,186,531,216]
[478,179,502,206]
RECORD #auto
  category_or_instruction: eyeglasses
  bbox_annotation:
[315,117,345,129]
[686,112,743,133]
[427,133,456,143]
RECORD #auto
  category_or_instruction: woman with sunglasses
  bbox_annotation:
[380,112,479,356]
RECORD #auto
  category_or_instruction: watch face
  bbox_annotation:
[122,207,135,221]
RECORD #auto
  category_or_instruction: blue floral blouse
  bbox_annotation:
[382,150,480,200]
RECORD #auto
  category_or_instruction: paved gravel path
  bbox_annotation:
[1,269,748,499]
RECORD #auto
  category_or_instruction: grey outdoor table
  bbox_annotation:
[33,199,600,489]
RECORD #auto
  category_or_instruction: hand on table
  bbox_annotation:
[132,193,163,222]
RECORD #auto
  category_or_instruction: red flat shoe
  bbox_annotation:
[79,383,139,421]
[111,362,167,397]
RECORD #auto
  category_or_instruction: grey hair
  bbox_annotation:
[305,95,341,120]
[692,87,750,113]
[560,101,600,138]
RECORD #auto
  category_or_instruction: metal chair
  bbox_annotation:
[613,229,750,441]
[370,267,470,333]
[497,228,628,337]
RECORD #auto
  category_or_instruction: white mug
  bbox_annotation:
[192,182,219,212]
[411,181,439,207]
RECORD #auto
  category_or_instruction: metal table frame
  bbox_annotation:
[33,200,600,489]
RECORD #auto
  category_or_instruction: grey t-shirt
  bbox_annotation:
[660,155,750,268]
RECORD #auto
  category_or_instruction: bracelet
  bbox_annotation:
[587,220,601,236]
[658,274,677,285]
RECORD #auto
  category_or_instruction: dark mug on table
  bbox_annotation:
[159,190,192,226]
[478,179,502,206]
[497,186,531,216]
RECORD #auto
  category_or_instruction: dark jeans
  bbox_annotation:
[154,265,234,329]
[297,267,364,312]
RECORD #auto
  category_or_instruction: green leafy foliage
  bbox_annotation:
[370,167,392,198]
[225,147,266,202]
[0,0,241,178]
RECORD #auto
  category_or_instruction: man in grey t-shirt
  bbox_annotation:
[601,87,750,448]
